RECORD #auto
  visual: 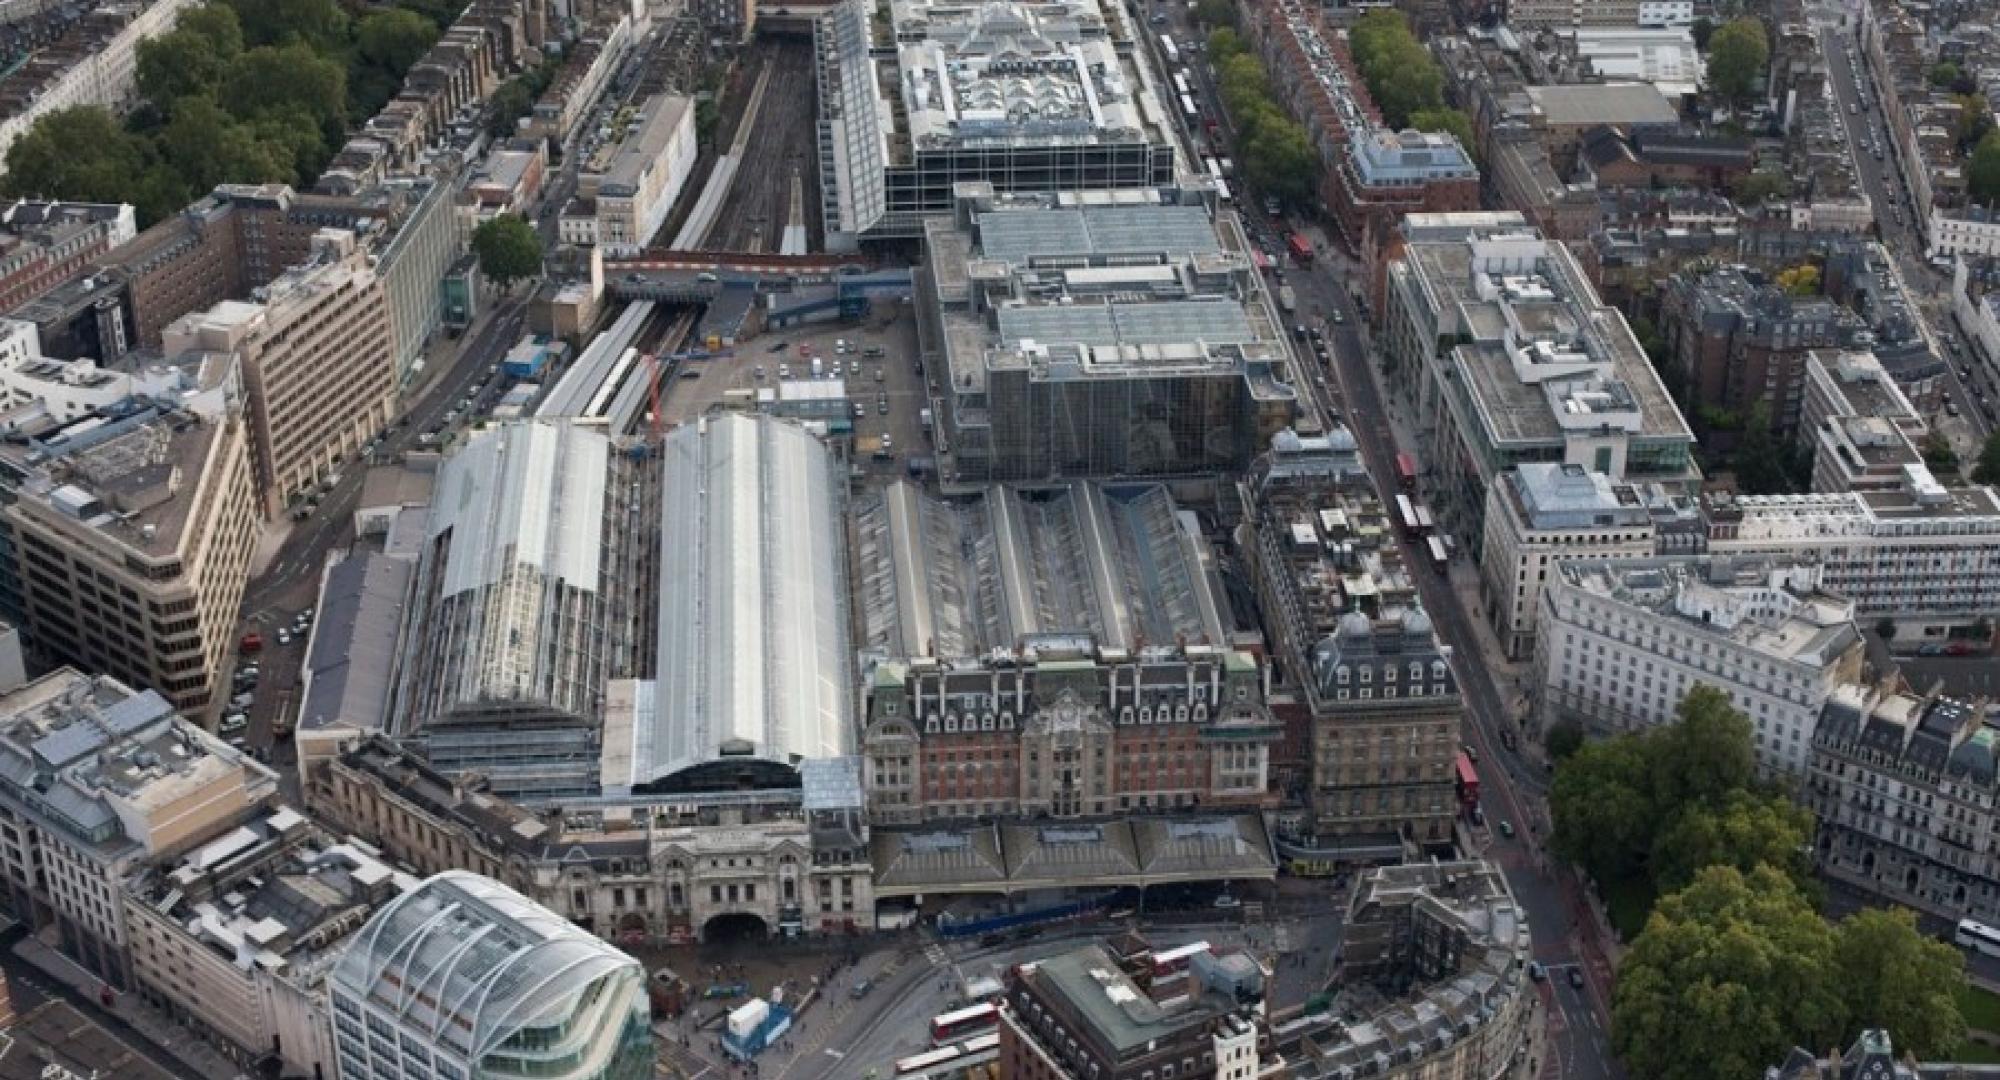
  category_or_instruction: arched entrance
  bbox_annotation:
[702,911,770,943]
[615,912,650,947]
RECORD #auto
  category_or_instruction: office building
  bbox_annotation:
[1381,214,1698,545]
[1534,557,1863,774]
[1705,481,2000,639]
[852,479,1279,825]
[813,0,1178,248]
[161,229,396,514]
[1799,349,1930,495]
[1660,266,1851,434]
[1806,686,2000,925]
[0,200,135,314]
[1479,463,1672,660]
[1000,942,1265,1080]
[313,737,877,942]
[1281,860,1544,1080]
[0,669,277,989]
[3,395,260,716]
[577,94,695,255]
[328,871,654,1080]
[918,183,1301,483]
[1241,0,1479,252]
[124,806,417,1078]
[391,421,626,802]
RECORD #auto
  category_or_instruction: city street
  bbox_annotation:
[1285,252,1621,1080]
[1821,21,1996,444]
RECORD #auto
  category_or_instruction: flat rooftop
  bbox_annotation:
[131,807,418,990]
[5,400,231,558]
[1523,82,1679,127]
[886,0,1170,154]
[1553,557,1859,666]
[1404,232,1692,453]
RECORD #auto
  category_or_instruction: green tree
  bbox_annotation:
[1973,428,2000,483]
[1550,732,1656,885]
[1194,0,1233,27]
[1691,15,1714,49]
[357,8,439,77]
[472,213,542,287]
[486,77,535,139]
[1545,720,1585,761]
[1954,94,1992,152]
[1933,61,1964,88]
[1612,865,1845,1080]
[1242,120,1317,205]
[1776,263,1820,295]
[1650,686,1758,806]
[1732,403,1792,494]
[1648,789,1813,895]
[1707,17,1770,108]
[1207,27,1245,60]
[1348,11,1446,128]
[224,0,349,51]
[1970,128,2000,205]
[136,30,230,112]
[178,2,244,57]
[222,44,348,144]
[1922,430,1960,471]
[1876,617,1897,640]
[1730,170,1789,205]
[1830,907,1966,1058]
[157,96,294,193]
[1408,106,1475,154]
[1,107,155,206]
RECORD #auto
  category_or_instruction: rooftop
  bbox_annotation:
[886,0,1165,153]
[928,184,1297,403]
[10,401,233,558]
[1397,222,1693,460]
[330,871,642,1065]
[1551,557,1860,667]
[1026,944,1236,1055]
[872,815,1277,894]
[0,994,182,1080]
[597,95,693,192]
[851,479,1229,662]
[640,414,853,793]
[299,555,412,735]
[130,807,417,993]
[0,669,272,857]
[1523,83,1680,126]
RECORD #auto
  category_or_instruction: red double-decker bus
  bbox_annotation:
[1287,233,1313,264]
[1455,752,1480,812]
[1395,452,1418,492]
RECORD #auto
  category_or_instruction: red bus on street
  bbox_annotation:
[930,1003,999,1046]
[1456,752,1480,812]
[1394,452,1418,492]
[1287,233,1313,264]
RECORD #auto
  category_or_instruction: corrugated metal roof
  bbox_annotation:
[647,415,854,787]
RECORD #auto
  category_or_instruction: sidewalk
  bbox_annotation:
[13,933,249,1080]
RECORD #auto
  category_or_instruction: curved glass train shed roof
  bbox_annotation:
[640,413,855,792]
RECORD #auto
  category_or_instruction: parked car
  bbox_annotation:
[240,633,264,655]
[1528,961,1546,982]
[1568,968,1586,990]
